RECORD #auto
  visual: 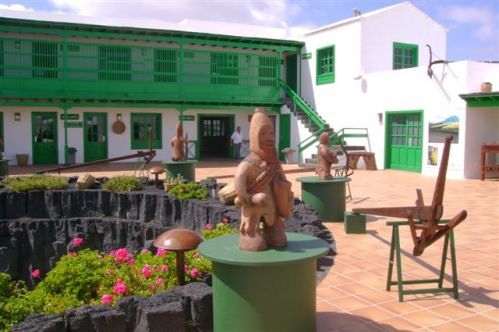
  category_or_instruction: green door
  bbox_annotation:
[84,113,108,162]
[286,54,298,92]
[385,111,423,172]
[32,112,58,165]
[278,114,291,161]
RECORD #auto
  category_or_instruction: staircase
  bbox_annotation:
[279,80,371,165]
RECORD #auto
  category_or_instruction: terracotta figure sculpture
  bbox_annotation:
[234,107,294,251]
[171,122,188,161]
[316,132,339,180]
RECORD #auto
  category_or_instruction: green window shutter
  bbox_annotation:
[98,45,131,81]
[210,52,239,85]
[393,42,418,70]
[131,113,162,149]
[258,56,278,87]
[32,41,58,78]
[154,48,177,83]
[316,45,335,85]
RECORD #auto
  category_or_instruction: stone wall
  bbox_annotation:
[0,188,335,285]
[11,282,213,332]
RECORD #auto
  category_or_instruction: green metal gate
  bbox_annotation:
[84,113,108,162]
[32,112,58,165]
[385,111,423,172]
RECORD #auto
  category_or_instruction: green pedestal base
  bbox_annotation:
[162,160,197,182]
[297,176,351,222]
[344,212,366,234]
[0,159,9,176]
[198,233,329,332]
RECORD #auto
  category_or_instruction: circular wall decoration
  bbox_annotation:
[112,120,126,134]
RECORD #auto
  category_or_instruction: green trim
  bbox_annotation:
[316,45,335,85]
[0,17,303,52]
[459,92,499,107]
[393,42,418,70]
[0,112,3,152]
[130,113,162,149]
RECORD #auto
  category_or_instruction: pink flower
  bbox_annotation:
[204,224,212,230]
[156,248,168,257]
[69,252,76,257]
[106,269,113,276]
[161,265,170,272]
[127,258,135,266]
[109,250,116,257]
[101,294,113,305]
[222,217,230,223]
[113,279,128,295]
[149,285,156,291]
[72,237,84,247]
[184,264,189,271]
[140,249,150,254]
[155,278,164,286]
[31,269,40,278]
[141,265,151,278]
[190,268,201,279]
[115,248,129,263]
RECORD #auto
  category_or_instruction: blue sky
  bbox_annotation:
[0,0,497,61]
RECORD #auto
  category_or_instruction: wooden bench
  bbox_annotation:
[347,151,377,170]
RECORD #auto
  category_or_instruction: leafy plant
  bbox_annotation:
[0,223,237,330]
[202,222,237,239]
[3,175,67,192]
[163,174,185,191]
[167,181,208,200]
[103,175,142,192]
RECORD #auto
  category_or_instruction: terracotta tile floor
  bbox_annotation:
[8,160,499,331]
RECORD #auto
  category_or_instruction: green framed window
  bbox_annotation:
[0,112,3,152]
[32,41,58,78]
[393,42,418,70]
[154,48,177,83]
[131,113,162,149]
[210,52,239,85]
[316,45,335,85]
[98,45,131,81]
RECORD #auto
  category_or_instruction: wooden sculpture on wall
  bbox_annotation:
[171,122,188,161]
[234,107,294,251]
[316,132,339,180]
[353,135,467,256]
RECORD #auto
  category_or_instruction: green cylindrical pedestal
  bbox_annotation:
[199,233,328,332]
[0,159,9,177]
[297,176,351,222]
[162,160,197,182]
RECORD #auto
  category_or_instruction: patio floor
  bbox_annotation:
[8,160,499,331]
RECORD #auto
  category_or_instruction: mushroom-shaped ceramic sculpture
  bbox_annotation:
[149,166,165,186]
[153,228,203,285]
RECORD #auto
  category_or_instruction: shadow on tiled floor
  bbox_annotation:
[7,161,499,331]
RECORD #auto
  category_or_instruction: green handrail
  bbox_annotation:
[279,80,327,131]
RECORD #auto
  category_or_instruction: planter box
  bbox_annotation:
[344,212,366,234]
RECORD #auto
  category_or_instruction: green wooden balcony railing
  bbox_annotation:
[0,37,284,105]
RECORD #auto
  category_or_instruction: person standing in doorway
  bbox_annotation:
[231,126,243,160]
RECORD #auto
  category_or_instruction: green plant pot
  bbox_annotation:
[0,159,9,176]
[162,160,198,182]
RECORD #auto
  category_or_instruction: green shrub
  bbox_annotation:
[3,175,67,192]
[167,181,208,200]
[103,175,142,192]
[202,222,237,239]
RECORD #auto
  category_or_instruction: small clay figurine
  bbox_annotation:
[234,107,293,251]
[171,122,188,161]
[315,132,338,180]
